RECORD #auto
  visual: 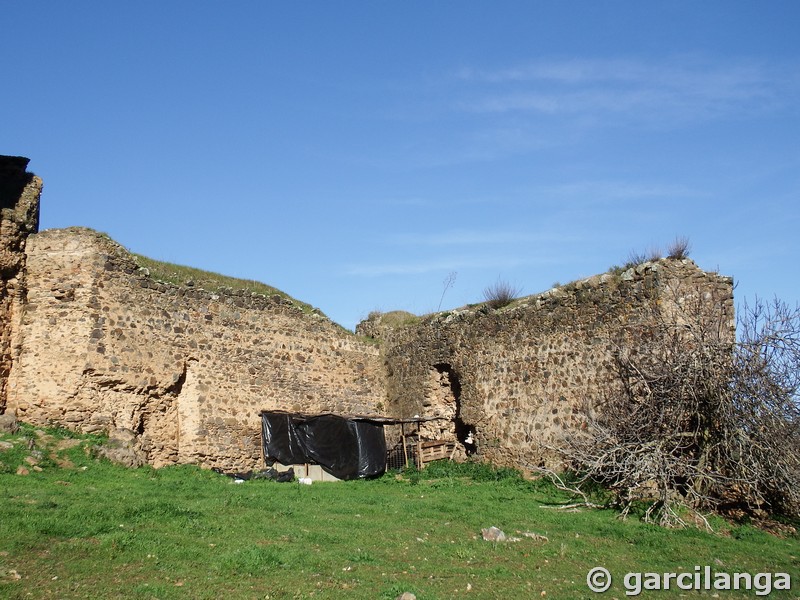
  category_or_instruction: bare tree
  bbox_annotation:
[543,290,800,527]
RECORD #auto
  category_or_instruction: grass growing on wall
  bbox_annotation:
[131,253,322,317]
[1,425,798,599]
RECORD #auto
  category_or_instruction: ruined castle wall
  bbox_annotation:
[7,228,385,471]
[0,157,42,413]
[379,261,734,471]
[2,156,736,475]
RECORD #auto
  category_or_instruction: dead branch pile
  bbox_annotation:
[547,291,800,527]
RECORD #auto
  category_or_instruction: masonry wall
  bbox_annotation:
[7,228,385,472]
[0,157,41,413]
[374,261,735,471]
[2,156,735,475]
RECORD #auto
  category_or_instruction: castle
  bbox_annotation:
[1,156,735,473]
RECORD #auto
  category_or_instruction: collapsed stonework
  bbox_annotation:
[1,157,41,414]
[1,157,735,473]
[367,260,735,470]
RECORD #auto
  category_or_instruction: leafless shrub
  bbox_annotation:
[627,246,662,267]
[483,279,521,310]
[730,297,800,518]
[543,290,800,526]
[667,236,692,259]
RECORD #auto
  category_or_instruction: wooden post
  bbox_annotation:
[401,422,409,469]
[258,413,265,467]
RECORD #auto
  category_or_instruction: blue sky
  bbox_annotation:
[4,2,799,330]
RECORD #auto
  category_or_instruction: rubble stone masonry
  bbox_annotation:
[1,157,734,473]
[371,259,734,470]
[6,226,386,471]
[1,156,41,413]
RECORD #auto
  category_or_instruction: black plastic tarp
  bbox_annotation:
[261,412,387,480]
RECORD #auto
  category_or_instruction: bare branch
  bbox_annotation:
[548,287,800,525]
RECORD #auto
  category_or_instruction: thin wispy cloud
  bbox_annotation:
[344,254,561,277]
[355,125,560,170]
[386,229,579,246]
[362,55,798,172]
[456,57,797,124]
[457,58,769,86]
[535,180,705,201]
[379,197,432,208]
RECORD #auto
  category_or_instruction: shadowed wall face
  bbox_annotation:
[1,156,41,413]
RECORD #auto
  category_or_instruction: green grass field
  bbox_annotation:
[1,425,798,599]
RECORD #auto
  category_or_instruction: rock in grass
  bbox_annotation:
[0,413,19,434]
[93,428,146,468]
[481,526,507,542]
[396,593,417,600]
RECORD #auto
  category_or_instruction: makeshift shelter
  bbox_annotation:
[260,411,387,480]
[260,411,450,481]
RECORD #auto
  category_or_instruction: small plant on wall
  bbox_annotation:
[666,235,692,259]
[482,278,521,310]
[438,271,457,311]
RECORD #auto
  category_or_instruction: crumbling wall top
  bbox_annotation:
[1,156,40,225]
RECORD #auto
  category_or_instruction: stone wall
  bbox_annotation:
[6,228,385,472]
[1,156,42,413]
[1,156,735,474]
[371,260,735,471]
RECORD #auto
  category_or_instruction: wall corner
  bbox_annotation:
[1,155,42,413]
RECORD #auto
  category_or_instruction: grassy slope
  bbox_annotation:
[1,426,798,600]
[131,253,321,317]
